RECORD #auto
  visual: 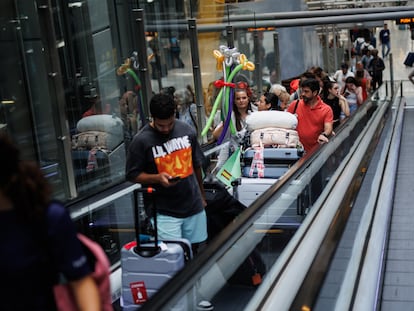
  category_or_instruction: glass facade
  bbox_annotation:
[5,0,407,308]
[0,0,322,288]
[1,0,323,203]
[1,0,357,304]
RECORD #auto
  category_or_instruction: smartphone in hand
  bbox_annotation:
[168,176,181,183]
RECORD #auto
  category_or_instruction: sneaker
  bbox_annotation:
[197,300,214,311]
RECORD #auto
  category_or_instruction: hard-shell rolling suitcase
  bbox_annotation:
[242,147,303,178]
[121,188,192,310]
[404,52,414,67]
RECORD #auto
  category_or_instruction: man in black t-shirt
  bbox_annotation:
[126,93,207,254]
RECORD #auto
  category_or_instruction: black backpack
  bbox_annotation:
[204,181,266,287]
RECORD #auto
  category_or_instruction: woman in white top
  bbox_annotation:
[342,76,363,115]
[213,82,253,143]
[212,83,253,170]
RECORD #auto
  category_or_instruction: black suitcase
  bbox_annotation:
[404,52,414,67]
[203,181,266,287]
[204,181,247,240]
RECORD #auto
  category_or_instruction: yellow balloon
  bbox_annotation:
[238,54,255,71]
[213,49,224,71]
[245,61,255,71]
[239,54,247,64]
[116,58,131,76]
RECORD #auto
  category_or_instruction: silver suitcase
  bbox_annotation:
[121,188,192,310]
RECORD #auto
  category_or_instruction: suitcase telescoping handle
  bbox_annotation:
[133,187,161,257]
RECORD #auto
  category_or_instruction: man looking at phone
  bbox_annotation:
[287,78,333,153]
[126,93,207,255]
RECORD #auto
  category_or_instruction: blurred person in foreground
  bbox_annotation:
[0,134,101,311]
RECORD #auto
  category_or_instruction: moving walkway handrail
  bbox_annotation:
[348,88,405,310]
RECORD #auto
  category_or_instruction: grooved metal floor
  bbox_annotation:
[381,105,414,310]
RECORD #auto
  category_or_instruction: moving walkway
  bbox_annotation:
[136,80,411,310]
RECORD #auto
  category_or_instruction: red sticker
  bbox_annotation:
[252,273,262,286]
[130,281,148,304]
[123,241,137,250]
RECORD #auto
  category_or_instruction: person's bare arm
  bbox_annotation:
[355,87,364,105]
[339,95,350,118]
[212,122,223,141]
[323,121,333,137]
[318,121,334,144]
[70,275,100,311]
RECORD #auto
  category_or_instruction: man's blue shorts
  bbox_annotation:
[155,210,207,244]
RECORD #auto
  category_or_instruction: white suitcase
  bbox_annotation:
[242,147,303,178]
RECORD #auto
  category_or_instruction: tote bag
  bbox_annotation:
[53,233,113,311]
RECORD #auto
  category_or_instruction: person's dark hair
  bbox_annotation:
[150,93,176,119]
[300,71,316,81]
[345,76,359,86]
[160,86,176,98]
[355,70,364,79]
[308,66,326,80]
[300,78,320,93]
[0,134,51,223]
[321,77,336,100]
[264,92,279,110]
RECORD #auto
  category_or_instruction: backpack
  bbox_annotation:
[53,233,113,311]
[204,181,247,240]
[354,38,364,56]
[203,181,266,287]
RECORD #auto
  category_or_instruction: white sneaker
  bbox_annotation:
[197,300,214,311]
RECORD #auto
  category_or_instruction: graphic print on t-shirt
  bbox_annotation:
[152,135,193,178]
